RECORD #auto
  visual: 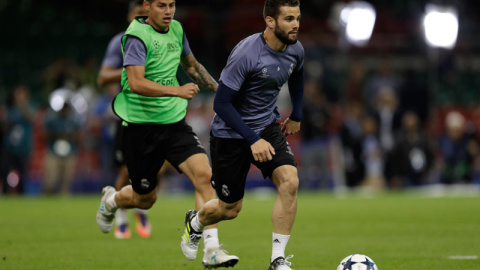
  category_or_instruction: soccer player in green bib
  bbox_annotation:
[96,0,238,268]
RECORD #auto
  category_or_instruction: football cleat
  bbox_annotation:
[181,209,203,260]
[114,223,132,239]
[268,255,294,270]
[135,211,151,238]
[96,186,117,233]
[202,245,239,269]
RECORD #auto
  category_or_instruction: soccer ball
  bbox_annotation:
[336,254,378,270]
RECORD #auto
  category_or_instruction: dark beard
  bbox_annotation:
[274,26,298,45]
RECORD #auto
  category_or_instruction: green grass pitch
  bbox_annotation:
[1,191,479,269]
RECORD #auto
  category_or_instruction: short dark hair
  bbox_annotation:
[128,0,144,13]
[263,0,300,19]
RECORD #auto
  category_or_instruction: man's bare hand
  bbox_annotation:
[280,118,300,136]
[250,139,275,162]
[178,83,200,99]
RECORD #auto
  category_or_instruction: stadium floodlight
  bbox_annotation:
[7,170,19,188]
[423,4,458,49]
[49,88,71,112]
[340,1,376,47]
[70,92,88,114]
[48,88,88,114]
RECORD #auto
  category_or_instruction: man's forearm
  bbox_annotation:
[129,77,178,97]
[185,63,218,93]
[97,67,122,86]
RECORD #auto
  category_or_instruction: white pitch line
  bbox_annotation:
[448,255,478,260]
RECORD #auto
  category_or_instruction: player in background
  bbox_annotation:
[96,0,239,268]
[180,0,304,269]
[97,0,152,239]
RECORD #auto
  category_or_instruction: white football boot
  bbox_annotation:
[96,186,117,233]
[181,209,203,260]
[202,245,239,269]
[267,255,294,270]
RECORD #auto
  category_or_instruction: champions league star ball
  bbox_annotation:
[336,254,378,270]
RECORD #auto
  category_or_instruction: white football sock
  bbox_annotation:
[203,228,220,250]
[106,192,118,212]
[271,233,290,262]
[190,214,205,232]
[116,208,128,225]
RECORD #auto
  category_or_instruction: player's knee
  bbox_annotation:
[197,166,212,182]
[284,176,299,194]
[193,167,213,189]
[275,168,299,194]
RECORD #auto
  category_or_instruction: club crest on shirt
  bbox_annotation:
[258,67,269,78]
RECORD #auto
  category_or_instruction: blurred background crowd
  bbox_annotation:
[1,0,480,195]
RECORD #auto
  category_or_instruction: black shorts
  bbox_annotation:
[122,119,206,194]
[210,122,297,203]
[113,119,125,167]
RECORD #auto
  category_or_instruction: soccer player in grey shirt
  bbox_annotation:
[181,1,304,269]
